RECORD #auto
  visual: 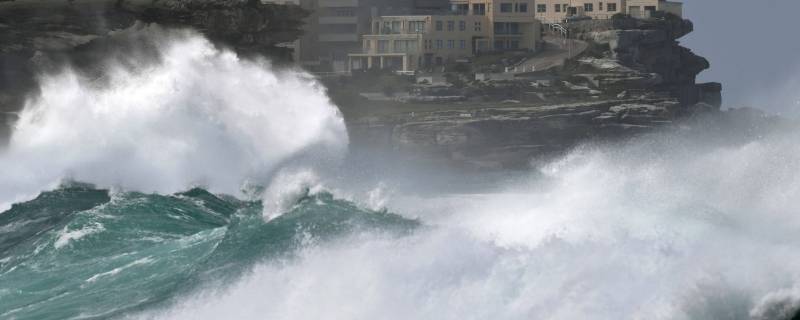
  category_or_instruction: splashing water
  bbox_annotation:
[1,29,800,320]
[0,29,347,211]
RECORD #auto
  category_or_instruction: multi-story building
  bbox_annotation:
[294,0,452,72]
[534,0,681,23]
[626,0,682,18]
[348,0,542,72]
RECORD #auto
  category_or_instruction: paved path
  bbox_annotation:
[512,36,589,73]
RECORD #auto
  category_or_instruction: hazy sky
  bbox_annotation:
[680,0,800,115]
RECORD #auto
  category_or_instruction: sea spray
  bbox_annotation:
[0,28,347,210]
[149,127,800,320]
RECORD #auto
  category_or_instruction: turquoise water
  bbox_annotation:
[0,184,418,320]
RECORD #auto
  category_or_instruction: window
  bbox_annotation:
[424,40,431,50]
[537,4,546,12]
[447,40,455,49]
[333,8,354,16]
[472,3,486,15]
[435,39,443,49]
[408,21,426,33]
[554,4,561,12]
[452,3,469,15]
[436,21,443,31]
[447,21,455,31]
[584,3,593,12]
[519,3,528,12]
[607,3,616,11]
[459,40,466,49]
[474,21,482,31]
[510,40,519,49]
[494,22,519,35]
[459,20,466,31]
[394,40,418,53]
[599,2,603,11]
[377,40,389,53]
[494,40,504,50]
[500,3,513,13]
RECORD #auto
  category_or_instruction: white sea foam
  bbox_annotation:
[147,127,800,320]
[54,222,105,249]
[86,257,154,283]
[0,28,347,211]
[261,168,324,221]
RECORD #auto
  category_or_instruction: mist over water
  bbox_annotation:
[1,30,799,320]
[147,126,800,320]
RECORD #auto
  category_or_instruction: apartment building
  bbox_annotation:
[295,0,420,72]
[534,0,681,23]
[626,0,682,18]
[348,1,542,72]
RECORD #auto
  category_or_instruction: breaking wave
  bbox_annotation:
[1,28,799,320]
[0,28,347,211]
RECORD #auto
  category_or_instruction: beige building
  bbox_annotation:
[349,0,542,72]
[626,0,682,18]
[534,0,681,23]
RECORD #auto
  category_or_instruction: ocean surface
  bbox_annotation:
[1,29,800,320]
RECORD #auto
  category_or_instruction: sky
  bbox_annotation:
[680,0,800,116]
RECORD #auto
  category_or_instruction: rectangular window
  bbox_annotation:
[452,3,469,15]
[584,3,593,12]
[394,40,418,53]
[607,3,616,11]
[377,40,389,53]
[500,3,513,13]
[472,3,486,15]
[459,20,466,31]
[494,40,504,50]
[459,40,466,49]
[436,39,443,49]
[494,22,506,34]
[537,4,546,13]
[510,40,519,49]
[474,21,482,31]
[447,21,455,31]
[519,3,528,12]
[333,8,354,16]
[408,21,426,33]
[599,2,603,11]
[447,40,455,49]
[436,21,443,31]
[554,4,561,12]
[494,22,519,34]
[392,21,401,34]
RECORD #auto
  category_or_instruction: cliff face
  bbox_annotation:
[572,15,721,108]
[346,15,724,169]
[0,0,308,132]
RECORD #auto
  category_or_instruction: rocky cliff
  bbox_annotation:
[344,14,725,168]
